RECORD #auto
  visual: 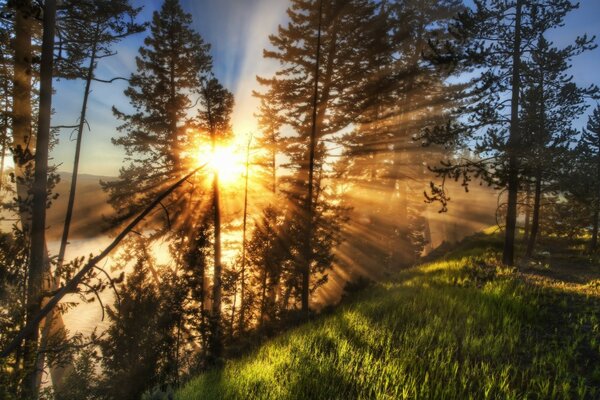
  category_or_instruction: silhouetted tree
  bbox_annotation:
[257,0,381,312]
[427,0,583,265]
[195,76,234,361]
[577,105,600,251]
[99,239,180,399]
[519,33,596,257]
[22,0,57,396]
[103,0,211,225]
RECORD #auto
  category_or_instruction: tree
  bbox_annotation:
[0,19,12,192]
[342,0,462,270]
[257,0,381,312]
[99,240,177,399]
[427,0,583,265]
[196,76,234,360]
[35,1,145,391]
[11,0,36,211]
[519,33,596,257]
[577,105,600,251]
[22,0,57,397]
[54,0,144,284]
[0,227,29,399]
[102,0,211,227]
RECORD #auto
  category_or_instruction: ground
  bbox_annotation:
[173,232,600,400]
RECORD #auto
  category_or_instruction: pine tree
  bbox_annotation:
[342,0,462,269]
[578,105,600,251]
[102,0,212,226]
[257,0,381,313]
[427,0,584,265]
[519,33,596,257]
[195,76,234,360]
[101,0,222,373]
[99,240,174,399]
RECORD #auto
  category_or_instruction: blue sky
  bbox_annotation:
[50,0,600,177]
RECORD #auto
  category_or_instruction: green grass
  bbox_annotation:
[176,235,600,399]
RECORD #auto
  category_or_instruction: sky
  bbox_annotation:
[50,0,600,177]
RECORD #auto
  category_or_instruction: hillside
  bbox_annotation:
[175,233,600,400]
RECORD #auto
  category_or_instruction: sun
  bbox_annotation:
[196,143,245,185]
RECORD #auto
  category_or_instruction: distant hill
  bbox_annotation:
[45,172,116,240]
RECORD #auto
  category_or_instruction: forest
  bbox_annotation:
[0,0,600,399]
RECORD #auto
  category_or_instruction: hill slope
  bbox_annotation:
[176,234,600,400]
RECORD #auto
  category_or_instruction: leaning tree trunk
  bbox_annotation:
[525,169,542,258]
[22,0,56,398]
[502,0,523,267]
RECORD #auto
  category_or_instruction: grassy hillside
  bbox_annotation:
[175,234,600,399]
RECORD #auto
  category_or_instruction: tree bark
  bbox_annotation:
[523,183,531,242]
[209,122,222,358]
[302,0,323,313]
[22,0,56,397]
[525,170,542,258]
[12,0,34,208]
[591,204,599,253]
[238,135,251,332]
[502,0,523,266]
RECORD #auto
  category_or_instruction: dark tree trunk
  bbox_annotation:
[302,0,323,313]
[22,0,56,397]
[210,134,222,358]
[0,75,9,191]
[523,183,531,242]
[259,263,268,329]
[591,206,599,253]
[502,0,523,266]
[238,136,251,333]
[526,170,542,258]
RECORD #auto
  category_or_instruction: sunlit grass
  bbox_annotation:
[175,235,600,400]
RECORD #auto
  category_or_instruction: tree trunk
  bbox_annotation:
[12,0,33,208]
[22,1,56,398]
[210,135,222,358]
[590,204,599,253]
[502,0,523,267]
[0,74,10,192]
[238,135,251,332]
[259,263,268,329]
[301,0,323,314]
[523,183,531,242]
[38,31,100,392]
[525,170,542,258]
